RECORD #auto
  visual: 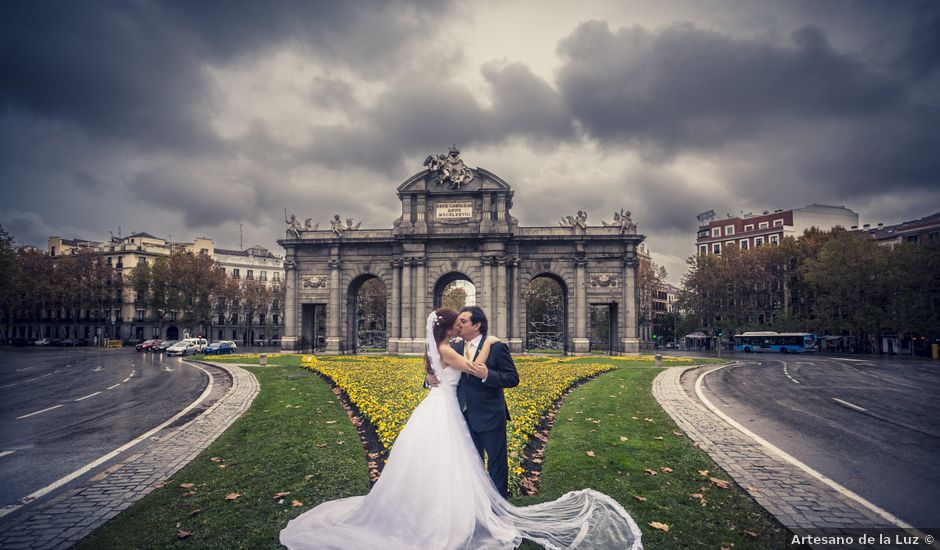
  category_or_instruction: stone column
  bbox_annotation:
[622,255,640,353]
[400,258,413,349]
[481,194,492,233]
[481,257,492,327]
[508,258,523,352]
[572,257,590,353]
[415,257,427,345]
[281,258,298,351]
[495,256,506,338]
[388,259,402,353]
[326,258,343,353]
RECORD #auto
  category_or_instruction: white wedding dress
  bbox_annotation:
[280,313,643,550]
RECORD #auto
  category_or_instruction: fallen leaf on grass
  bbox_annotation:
[273,491,291,500]
[218,464,227,469]
[316,443,328,448]
[324,420,337,424]
[633,495,647,502]
[698,469,710,477]
[643,418,655,423]
[335,440,345,445]
[619,436,629,441]
[188,509,201,517]
[291,500,304,507]
[644,468,658,476]
[672,431,684,436]
[653,436,664,441]
[179,483,194,489]
[741,530,759,539]
[709,477,731,489]
[210,457,222,463]
[648,521,669,532]
[225,492,242,501]
[690,493,704,500]
[181,491,197,497]
[585,451,595,457]
[660,467,673,473]
[304,474,314,480]
[177,529,192,539]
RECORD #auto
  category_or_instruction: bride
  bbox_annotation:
[280,308,643,549]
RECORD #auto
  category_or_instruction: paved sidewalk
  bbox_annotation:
[653,365,893,534]
[0,362,259,550]
[653,367,894,533]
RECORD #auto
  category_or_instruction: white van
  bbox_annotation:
[181,337,208,352]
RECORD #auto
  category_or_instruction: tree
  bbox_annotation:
[0,226,19,341]
[442,283,468,311]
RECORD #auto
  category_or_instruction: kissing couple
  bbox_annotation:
[281,306,643,549]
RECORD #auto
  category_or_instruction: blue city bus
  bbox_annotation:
[733,332,817,353]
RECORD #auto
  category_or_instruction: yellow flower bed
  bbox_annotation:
[302,356,615,483]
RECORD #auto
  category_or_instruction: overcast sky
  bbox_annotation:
[2,0,938,283]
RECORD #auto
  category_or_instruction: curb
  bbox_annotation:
[0,362,260,550]
[652,365,892,534]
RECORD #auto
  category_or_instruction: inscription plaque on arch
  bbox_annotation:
[435,201,474,220]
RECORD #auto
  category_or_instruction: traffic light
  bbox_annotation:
[652,334,657,340]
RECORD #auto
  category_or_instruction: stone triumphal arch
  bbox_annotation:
[279,147,645,354]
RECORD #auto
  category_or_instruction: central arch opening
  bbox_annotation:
[433,272,476,310]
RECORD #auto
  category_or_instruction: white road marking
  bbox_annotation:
[16,405,63,420]
[832,397,868,412]
[15,366,34,372]
[129,370,136,377]
[695,364,915,531]
[0,451,15,459]
[107,383,121,390]
[839,358,868,362]
[92,366,103,372]
[75,391,102,402]
[782,362,800,384]
[0,361,214,519]
[122,377,131,383]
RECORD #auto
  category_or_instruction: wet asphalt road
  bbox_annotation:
[0,348,207,511]
[695,354,940,528]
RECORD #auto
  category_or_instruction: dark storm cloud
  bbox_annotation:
[0,0,451,152]
[555,18,940,204]
[291,63,575,172]
[556,21,905,151]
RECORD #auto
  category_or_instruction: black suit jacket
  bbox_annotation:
[454,339,519,433]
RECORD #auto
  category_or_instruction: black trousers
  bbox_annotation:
[465,417,509,498]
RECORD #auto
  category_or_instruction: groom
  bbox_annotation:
[454,306,519,497]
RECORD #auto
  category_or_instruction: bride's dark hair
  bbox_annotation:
[424,307,458,375]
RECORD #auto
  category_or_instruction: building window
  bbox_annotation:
[138,256,146,266]
[739,239,749,250]
[699,245,708,256]
[773,219,784,227]
[261,271,267,281]
[136,309,144,321]
[220,267,225,274]
[713,243,721,254]
[233,268,240,278]
[724,225,735,236]
[218,329,223,340]
[930,231,939,241]
[725,241,735,250]
[744,224,754,232]
[273,314,279,325]
[755,237,764,247]
[711,227,721,237]
[758,221,769,229]
[770,234,779,245]
[905,235,919,243]
[273,272,280,282]
[51,246,57,256]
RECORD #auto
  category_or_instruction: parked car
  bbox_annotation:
[136,339,161,352]
[204,341,237,355]
[34,338,52,346]
[166,340,198,356]
[177,337,208,353]
[152,340,177,352]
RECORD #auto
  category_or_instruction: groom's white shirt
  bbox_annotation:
[466,334,486,383]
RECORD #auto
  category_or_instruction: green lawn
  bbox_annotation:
[79,357,788,549]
